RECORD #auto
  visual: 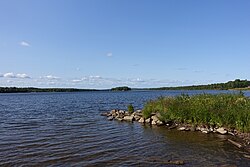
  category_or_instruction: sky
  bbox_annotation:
[0,0,249,89]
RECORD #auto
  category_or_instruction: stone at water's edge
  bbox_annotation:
[102,109,250,152]
[100,112,109,116]
[134,115,141,121]
[123,116,134,122]
[108,116,113,121]
[190,125,196,132]
[138,117,144,123]
[151,120,157,125]
[145,118,151,124]
[178,127,186,131]
[216,127,227,135]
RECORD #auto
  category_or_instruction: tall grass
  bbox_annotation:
[142,93,250,132]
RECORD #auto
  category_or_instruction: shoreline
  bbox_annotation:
[101,109,250,155]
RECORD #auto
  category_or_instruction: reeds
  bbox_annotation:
[142,93,250,132]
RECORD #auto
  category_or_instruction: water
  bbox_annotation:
[0,90,249,166]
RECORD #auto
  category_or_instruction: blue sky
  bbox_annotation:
[0,0,249,88]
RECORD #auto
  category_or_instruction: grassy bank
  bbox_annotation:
[142,93,250,132]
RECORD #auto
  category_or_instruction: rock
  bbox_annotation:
[145,118,151,124]
[124,112,130,116]
[116,118,123,121]
[169,124,177,129]
[100,112,109,116]
[111,109,117,114]
[156,120,164,126]
[117,113,124,118]
[114,116,123,121]
[202,130,209,134]
[196,126,201,131]
[107,116,113,121]
[123,116,134,122]
[118,110,125,114]
[200,127,210,134]
[136,110,142,113]
[151,115,159,122]
[134,115,141,121]
[151,115,164,125]
[178,127,186,131]
[134,112,143,117]
[216,127,227,135]
[138,117,145,123]
[151,120,157,125]
[190,125,196,132]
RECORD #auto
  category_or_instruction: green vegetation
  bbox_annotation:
[148,79,250,90]
[143,93,250,132]
[0,87,98,93]
[111,86,131,91]
[127,104,134,114]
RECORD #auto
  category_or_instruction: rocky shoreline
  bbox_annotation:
[101,109,250,156]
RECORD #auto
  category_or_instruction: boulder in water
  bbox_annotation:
[123,116,134,122]
[216,127,227,135]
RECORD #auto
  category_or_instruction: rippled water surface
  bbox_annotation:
[0,90,250,166]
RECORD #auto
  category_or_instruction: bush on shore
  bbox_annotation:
[142,93,250,132]
[127,104,134,114]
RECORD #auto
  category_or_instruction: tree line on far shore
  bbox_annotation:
[148,79,250,90]
[0,79,249,93]
[0,87,98,93]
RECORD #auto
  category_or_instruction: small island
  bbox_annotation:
[111,86,131,91]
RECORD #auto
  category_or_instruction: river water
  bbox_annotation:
[0,90,249,166]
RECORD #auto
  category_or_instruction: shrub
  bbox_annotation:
[128,104,134,114]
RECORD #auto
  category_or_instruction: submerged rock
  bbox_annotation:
[107,116,114,121]
[100,112,109,116]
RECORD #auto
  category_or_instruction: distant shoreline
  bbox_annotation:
[1,79,249,93]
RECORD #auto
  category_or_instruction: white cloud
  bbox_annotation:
[3,72,15,78]
[20,41,30,47]
[1,72,31,79]
[16,73,30,78]
[107,52,113,57]
[72,79,82,83]
[89,75,102,79]
[41,75,60,80]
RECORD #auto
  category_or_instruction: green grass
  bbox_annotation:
[127,104,134,114]
[142,93,250,132]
